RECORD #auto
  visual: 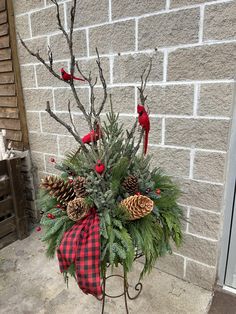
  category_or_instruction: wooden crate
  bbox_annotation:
[0,157,29,249]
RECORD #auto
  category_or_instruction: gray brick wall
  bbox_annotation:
[13,0,236,290]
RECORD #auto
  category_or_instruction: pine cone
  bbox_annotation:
[67,197,90,221]
[40,176,75,208]
[121,195,154,220]
[122,175,139,194]
[73,176,87,198]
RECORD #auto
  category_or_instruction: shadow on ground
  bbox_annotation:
[0,231,212,314]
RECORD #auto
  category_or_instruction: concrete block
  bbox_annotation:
[58,135,78,156]
[54,88,89,112]
[49,30,87,59]
[155,253,184,278]
[36,62,67,87]
[165,118,230,150]
[168,43,236,81]
[13,0,44,15]
[189,207,220,239]
[29,132,58,154]
[67,0,108,28]
[26,111,41,132]
[194,151,226,183]
[20,65,36,88]
[186,259,216,290]
[145,85,194,115]
[15,15,30,39]
[89,20,135,55]
[177,233,218,266]
[139,8,199,49]
[150,146,190,177]
[113,52,163,83]
[40,112,71,135]
[18,37,48,65]
[199,83,233,117]
[179,178,223,212]
[112,0,165,19]
[204,1,236,41]
[23,89,53,111]
[171,0,213,8]
[31,5,64,36]
[31,151,45,172]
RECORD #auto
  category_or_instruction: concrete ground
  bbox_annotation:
[0,231,212,314]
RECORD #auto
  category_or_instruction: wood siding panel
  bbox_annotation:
[0,84,15,95]
[0,47,11,60]
[0,96,17,107]
[0,60,12,72]
[0,71,14,83]
[0,11,7,24]
[0,118,20,130]
[0,35,9,48]
[5,129,22,141]
[0,23,8,36]
[0,107,18,118]
[0,0,6,13]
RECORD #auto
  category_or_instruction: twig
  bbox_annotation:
[46,101,88,153]
[18,33,65,83]
[67,100,79,135]
[95,48,107,116]
[137,58,152,106]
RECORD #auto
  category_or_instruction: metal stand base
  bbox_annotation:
[100,268,143,314]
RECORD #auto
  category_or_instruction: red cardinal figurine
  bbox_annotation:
[137,104,150,155]
[60,68,85,82]
[82,126,102,144]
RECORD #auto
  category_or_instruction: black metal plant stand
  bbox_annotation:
[99,267,143,314]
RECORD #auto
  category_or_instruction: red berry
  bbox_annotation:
[69,179,74,184]
[56,204,61,208]
[47,213,55,219]
[135,192,141,196]
[36,226,41,232]
[50,157,56,163]
[156,189,161,195]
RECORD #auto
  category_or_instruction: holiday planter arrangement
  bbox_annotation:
[19,1,183,312]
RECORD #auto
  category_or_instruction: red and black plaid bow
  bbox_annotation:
[57,208,102,297]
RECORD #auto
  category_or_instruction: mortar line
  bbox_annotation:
[85,28,90,57]
[63,2,68,32]
[108,0,112,22]
[189,148,195,179]
[135,18,139,51]
[161,117,165,145]
[28,13,33,38]
[198,5,205,44]
[183,257,187,278]
[166,0,171,10]
[193,83,199,117]
[33,65,38,88]
[163,49,168,82]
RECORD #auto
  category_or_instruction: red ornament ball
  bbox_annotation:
[95,160,105,174]
[50,157,56,163]
[156,188,161,195]
[56,204,61,208]
[47,213,55,219]
[36,226,41,232]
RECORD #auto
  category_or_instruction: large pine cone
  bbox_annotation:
[122,175,139,194]
[121,195,154,220]
[73,176,87,198]
[40,176,75,208]
[66,197,90,221]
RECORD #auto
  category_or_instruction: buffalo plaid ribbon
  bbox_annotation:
[57,208,102,297]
